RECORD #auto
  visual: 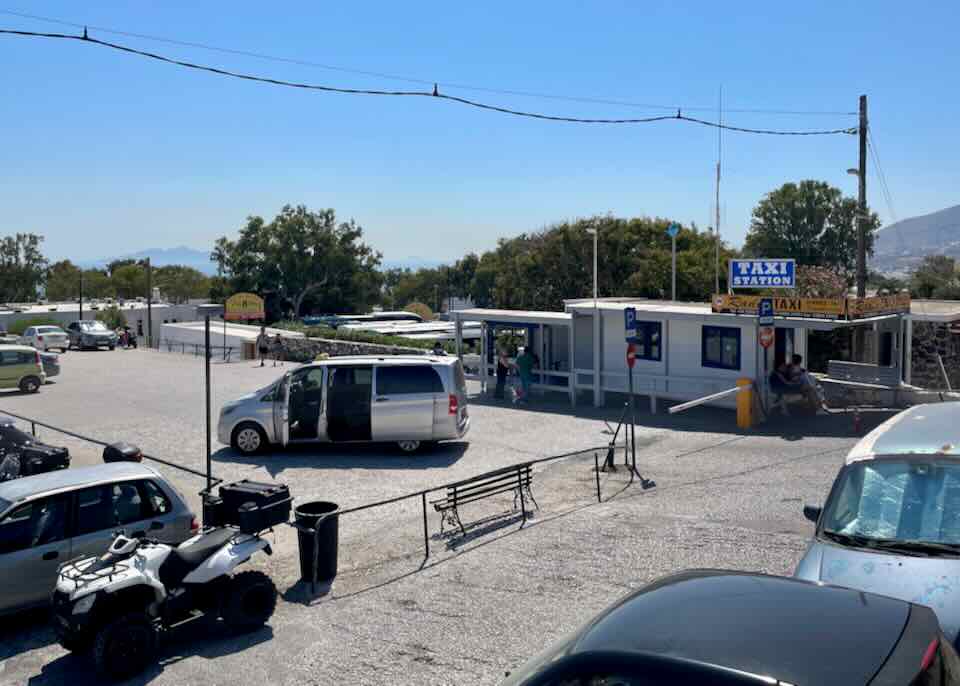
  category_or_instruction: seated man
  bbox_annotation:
[789,354,827,412]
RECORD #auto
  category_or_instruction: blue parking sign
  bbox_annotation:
[758,298,774,326]
[624,307,637,340]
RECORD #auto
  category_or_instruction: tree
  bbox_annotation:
[154,265,210,303]
[789,265,848,298]
[213,205,382,318]
[404,302,433,321]
[111,264,147,299]
[743,180,880,279]
[81,269,113,299]
[911,255,959,299]
[0,233,48,302]
[46,260,83,301]
[105,258,140,277]
[96,304,127,330]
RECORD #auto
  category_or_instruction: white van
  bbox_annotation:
[218,355,470,454]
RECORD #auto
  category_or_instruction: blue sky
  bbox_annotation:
[1,2,957,265]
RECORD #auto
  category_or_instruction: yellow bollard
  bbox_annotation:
[736,378,753,429]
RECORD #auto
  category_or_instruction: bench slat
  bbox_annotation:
[432,475,533,510]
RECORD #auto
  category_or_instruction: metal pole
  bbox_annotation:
[629,365,636,483]
[715,86,722,294]
[146,257,153,348]
[671,234,677,301]
[517,466,527,523]
[592,225,601,408]
[856,94,868,299]
[594,452,602,503]
[204,315,211,492]
[78,271,83,322]
[421,492,430,559]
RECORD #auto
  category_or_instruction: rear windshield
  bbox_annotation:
[80,321,108,331]
[36,327,64,334]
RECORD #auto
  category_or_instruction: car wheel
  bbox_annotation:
[397,440,421,453]
[232,423,267,455]
[220,570,277,634]
[19,376,40,394]
[108,345,115,351]
[92,612,157,680]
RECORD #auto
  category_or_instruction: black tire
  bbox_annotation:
[232,423,268,455]
[108,345,115,351]
[19,376,40,394]
[58,633,92,654]
[220,570,277,634]
[92,612,157,681]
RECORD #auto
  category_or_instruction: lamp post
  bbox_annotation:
[586,224,600,407]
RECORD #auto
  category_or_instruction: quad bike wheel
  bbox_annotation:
[220,570,277,634]
[92,611,158,680]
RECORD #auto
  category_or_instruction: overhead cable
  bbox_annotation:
[0,28,858,135]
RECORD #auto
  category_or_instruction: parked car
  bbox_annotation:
[796,402,960,642]
[218,354,470,455]
[39,351,60,380]
[65,320,118,350]
[502,569,960,685]
[20,325,69,353]
[0,414,69,477]
[0,344,44,393]
[0,462,197,616]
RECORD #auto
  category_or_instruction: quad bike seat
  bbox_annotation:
[158,528,236,586]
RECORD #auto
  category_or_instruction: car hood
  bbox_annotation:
[807,540,960,642]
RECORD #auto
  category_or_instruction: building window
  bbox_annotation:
[702,326,741,370]
[631,321,662,361]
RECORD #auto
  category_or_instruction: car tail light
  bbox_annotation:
[190,517,200,532]
[920,637,939,672]
[448,394,459,415]
[37,335,43,341]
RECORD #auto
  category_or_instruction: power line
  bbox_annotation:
[867,129,897,224]
[0,8,858,117]
[0,27,860,135]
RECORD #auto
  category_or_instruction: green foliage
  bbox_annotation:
[0,233,48,302]
[404,302,433,321]
[46,260,83,301]
[211,205,382,318]
[743,180,880,278]
[910,255,959,299]
[868,271,908,295]
[95,304,127,330]
[111,264,148,299]
[80,269,114,298]
[7,317,61,336]
[154,265,210,303]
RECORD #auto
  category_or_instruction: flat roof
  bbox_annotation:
[450,308,572,325]
[910,300,960,323]
[0,301,210,315]
[162,322,304,339]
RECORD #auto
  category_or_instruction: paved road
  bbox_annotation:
[0,348,890,685]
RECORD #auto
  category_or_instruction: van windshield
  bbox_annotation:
[821,460,960,546]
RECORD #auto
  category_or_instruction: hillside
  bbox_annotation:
[79,246,215,275]
[871,204,960,275]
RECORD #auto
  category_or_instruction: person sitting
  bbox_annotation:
[789,354,827,412]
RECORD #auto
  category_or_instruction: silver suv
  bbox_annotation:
[219,355,470,454]
[0,462,196,616]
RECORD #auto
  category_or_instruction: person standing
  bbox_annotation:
[255,326,269,367]
[494,349,510,399]
[271,333,284,367]
[515,346,536,404]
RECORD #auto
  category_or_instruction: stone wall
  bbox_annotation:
[911,321,960,390]
[279,335,427,363]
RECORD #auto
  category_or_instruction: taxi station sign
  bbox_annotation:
[712,293,910,321]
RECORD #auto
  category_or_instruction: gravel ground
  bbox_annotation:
[0,348,894,686]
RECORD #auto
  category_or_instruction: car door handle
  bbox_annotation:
[42,551,59,561]
[375,397,389,402]
[149,521,164,531]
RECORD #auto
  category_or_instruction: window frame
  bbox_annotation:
[0,495,70,553]
[701,325,742,371]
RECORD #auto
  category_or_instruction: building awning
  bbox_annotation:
[450,309,572,326]
[910,300,960,323]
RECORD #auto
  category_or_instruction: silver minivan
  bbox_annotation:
[218,355,470,454]
[0,462,196,615]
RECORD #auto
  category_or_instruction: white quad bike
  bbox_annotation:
[53,526,277,680]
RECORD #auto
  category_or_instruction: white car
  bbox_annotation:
[20,326,69,353]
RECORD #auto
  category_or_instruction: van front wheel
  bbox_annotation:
[232,423,267,455]
[19,376,40,393]
[397,440,421,453]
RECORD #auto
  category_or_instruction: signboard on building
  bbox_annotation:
[758,327,774,348]
[757,298,774,326]
[847,293,911,318]
[624,307,637,341]
[713,294,846,319]
[224,292,265,321]
[729,259,796,289]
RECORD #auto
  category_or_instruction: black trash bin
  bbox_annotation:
[294,501,339,584]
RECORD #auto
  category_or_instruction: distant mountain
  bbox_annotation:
[871,205,960,275]
[79,246,215,275]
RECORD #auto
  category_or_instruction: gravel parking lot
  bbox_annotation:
[0,348,893,685]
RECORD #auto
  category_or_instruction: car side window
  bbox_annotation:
[113,483,148,525]
[24,328,34,337]
[0,496,69,553]
[139,480,172,516]
[76,485,115,535]
[377,366,444,394]
[0,351,20,366]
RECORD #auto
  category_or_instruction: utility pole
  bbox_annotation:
[78,272,83,321]
[856,94,868,298]
[714,86,722,294]
[146,257,153,348]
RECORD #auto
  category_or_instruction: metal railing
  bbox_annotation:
[161,339,239,362]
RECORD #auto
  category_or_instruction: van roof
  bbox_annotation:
[310,355,458,367]
[0,463,160,506]
[846,403,960,464]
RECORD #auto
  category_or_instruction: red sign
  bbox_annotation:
[758,326,775,349]
[626,343,637,369]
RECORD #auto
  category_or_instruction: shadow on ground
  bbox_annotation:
[22,615,273,686]
[213,441,470,478]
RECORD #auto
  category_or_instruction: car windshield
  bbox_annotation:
[0,425,34,446]
[80,321,108,331]
[822,459,960,546]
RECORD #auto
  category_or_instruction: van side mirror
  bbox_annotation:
[803,504,822,523]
